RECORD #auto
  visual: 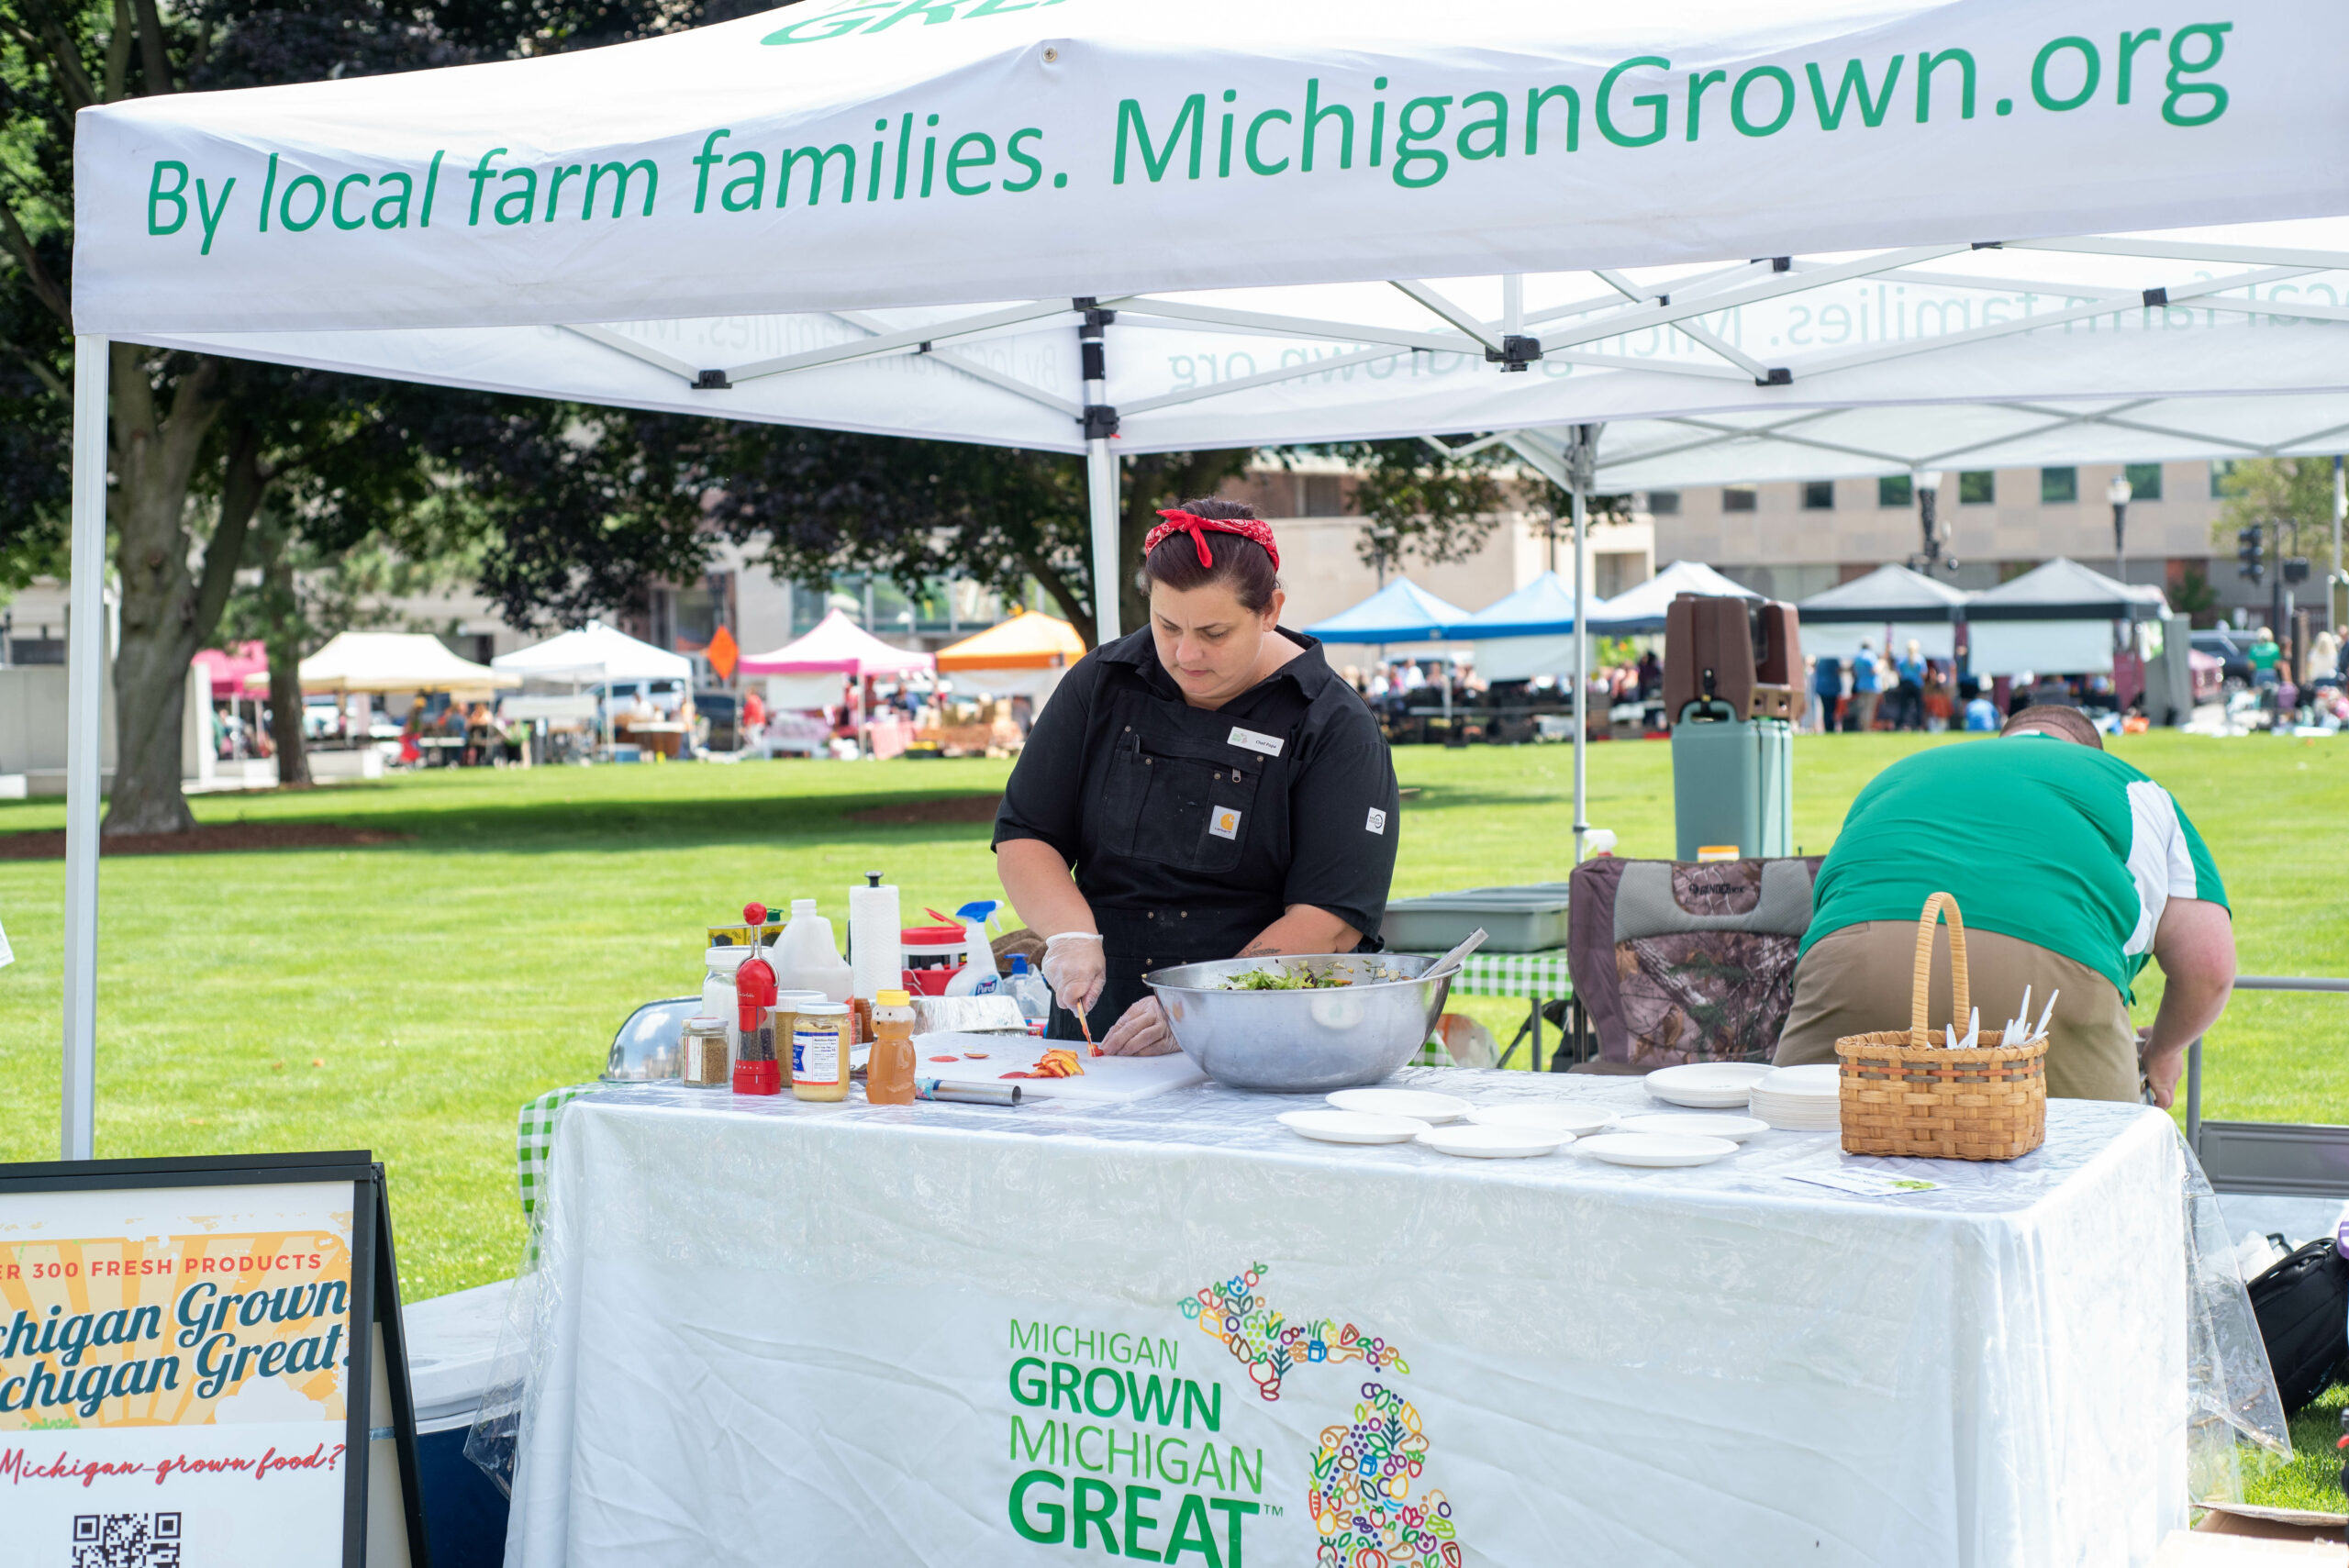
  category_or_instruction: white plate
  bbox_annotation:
[1467,1103,1616,1138]
[1644,1062,1772,1108]
[1277,1109,1431,1145]
[1577,1132,1741,1168]
[1327,1088,1473,1124]
[1753,1064,1840,1097]
[1415,1125,1569,1159]
[1610,1113,1770,1142]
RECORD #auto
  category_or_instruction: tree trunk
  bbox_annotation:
[1019,548,1096,649]
[252,521,311,787]
[103,349,250,835]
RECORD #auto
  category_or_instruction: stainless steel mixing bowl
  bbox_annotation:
[1144,953,1453,1093]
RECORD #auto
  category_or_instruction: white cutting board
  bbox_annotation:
[910,1032,1207,1104]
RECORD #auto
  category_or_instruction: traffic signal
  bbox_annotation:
[2283,557,2311,585]
[2237,525,2266,583]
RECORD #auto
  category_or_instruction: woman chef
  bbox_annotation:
[993,500,1402,1053]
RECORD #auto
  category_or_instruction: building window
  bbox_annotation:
[1958,470,1996,505]
[1646,489,1681,516]
[1800,480,1835,510]
[1722,485,1757,513]
[2210,460,2240,499]
[1877,475,1912,507]
[1302,475,1344,517]
[2122,463,2163,501]
[8,639,64,665]
[2040,466,2077,504]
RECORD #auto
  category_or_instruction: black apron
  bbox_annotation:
[1049,675,1313,1041]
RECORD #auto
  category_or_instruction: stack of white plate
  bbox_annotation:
[1748,1063,1842,1130]
[1643,1062,1773,1109]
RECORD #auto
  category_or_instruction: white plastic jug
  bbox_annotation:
[774,899,854,1004]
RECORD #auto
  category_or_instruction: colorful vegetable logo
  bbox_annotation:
[1182,1265,1460,1568]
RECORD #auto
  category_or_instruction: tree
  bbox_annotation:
[2212,457,2339,578]
[0,0,710,831]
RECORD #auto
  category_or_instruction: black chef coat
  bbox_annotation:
[994,625,1400,1038]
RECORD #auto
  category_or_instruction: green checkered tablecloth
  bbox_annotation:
[1400,949,1573,999]
[517,1084,600,1216]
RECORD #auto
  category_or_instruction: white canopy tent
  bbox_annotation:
[56,0,2349,1159]
[277,630,519,694]
[491,619,693,684]
[1796,563,1972,661]
[1587,559,1760,634]
[1965,556,2170,678]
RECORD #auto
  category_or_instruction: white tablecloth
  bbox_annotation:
[495,1072,2267,1568]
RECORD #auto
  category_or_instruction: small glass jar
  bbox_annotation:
[681,1017,729,1087]
[703,947,752,1063]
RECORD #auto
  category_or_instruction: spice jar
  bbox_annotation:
[681,1017,729,1087]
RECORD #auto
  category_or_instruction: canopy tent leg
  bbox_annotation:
[62,336,108,1161]
[1079,304,1119,648]
[1567,423,1601,863]
[1087,439,1119,646]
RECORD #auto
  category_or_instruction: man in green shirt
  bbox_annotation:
[1772,706,2236,1105]
[2248,626,2283,686]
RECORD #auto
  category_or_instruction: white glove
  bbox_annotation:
[1098,995,1177,1056]
[1041,931,1106,1018]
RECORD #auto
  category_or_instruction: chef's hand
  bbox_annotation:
[1041,931,1106,1018]
[1098,995,1177,1056]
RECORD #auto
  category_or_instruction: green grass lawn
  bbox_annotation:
[2,732,2346,1507]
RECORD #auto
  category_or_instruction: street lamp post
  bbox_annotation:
[2107,473,2133,584]
[1911,470,1954,573]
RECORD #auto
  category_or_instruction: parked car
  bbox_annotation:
[2189,628,2254,686]
[594,676,689,719]
[695,689,739,752]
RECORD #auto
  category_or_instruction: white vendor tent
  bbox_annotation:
[492,619,692,684]
[1965,557,2170,678]
[279,631,519,695]
[52,0,2349,1165]
[1587,560,1759,635]
[1796,564,1972,662]
[740,609,933,709]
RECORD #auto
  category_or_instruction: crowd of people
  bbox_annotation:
[1806,639,1959,733]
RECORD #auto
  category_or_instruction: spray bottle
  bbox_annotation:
[941,899,1004,996]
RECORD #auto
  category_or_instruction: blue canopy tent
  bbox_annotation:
[1450,572,1590,683]
[1302,579,1472,644]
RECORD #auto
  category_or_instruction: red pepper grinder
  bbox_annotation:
[733,902,781,1095]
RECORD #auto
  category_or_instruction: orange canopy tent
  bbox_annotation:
[932,610,1085,673]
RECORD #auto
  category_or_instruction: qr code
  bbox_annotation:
[72,1513,181,1568]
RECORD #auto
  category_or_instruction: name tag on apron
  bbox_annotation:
[1227,726,1285,758]
[1208,806,1243,840]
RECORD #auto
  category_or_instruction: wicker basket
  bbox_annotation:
[1834,892,2047,1161]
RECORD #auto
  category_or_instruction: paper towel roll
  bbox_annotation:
[848,882,902,998]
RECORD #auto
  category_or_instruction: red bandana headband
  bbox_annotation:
[1146,509,1282,572]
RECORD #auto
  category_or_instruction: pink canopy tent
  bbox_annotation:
[194,642,267,694]
[738,611,933,678]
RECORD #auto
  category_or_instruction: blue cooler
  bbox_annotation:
[404,1280,515,1568]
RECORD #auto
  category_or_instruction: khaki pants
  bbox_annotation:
[1772,920,2140,1102]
